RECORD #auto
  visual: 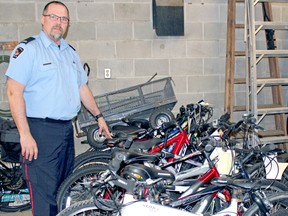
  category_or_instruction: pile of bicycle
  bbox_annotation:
[55,100,288,216]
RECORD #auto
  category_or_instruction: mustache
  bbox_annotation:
[52,25,63,31]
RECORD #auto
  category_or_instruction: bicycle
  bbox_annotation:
[56,148,288,216]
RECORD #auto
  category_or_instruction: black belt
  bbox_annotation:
[27,117,71,124]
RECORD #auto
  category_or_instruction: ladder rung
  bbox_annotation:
[235,51,245,56]
[236,24,244,29]
[255,21,288,30]
[233,106,246,112]
[260,136,288,145]
[234,78,288,85]
[233,104,288,114]
[234,78,246,84]
[258,106,288,115]
[259,130,286,137]
[237,0,288,2]
[255,50,288,57]
[252,0,288,3]
[256,78,288,85]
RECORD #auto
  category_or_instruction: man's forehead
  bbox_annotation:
[46,3,68,15]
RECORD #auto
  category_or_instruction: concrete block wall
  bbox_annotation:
[0,0,228,118]
[1,0,287,151]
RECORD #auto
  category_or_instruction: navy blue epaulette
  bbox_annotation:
[20,37,35,44]
[69,44,76,51]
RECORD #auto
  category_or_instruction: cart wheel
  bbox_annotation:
[87,125,107,150]
[149,108,175,129]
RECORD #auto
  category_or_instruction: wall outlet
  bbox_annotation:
[104,68,111,79]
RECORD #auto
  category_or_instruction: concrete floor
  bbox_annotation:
[0,210,32,216]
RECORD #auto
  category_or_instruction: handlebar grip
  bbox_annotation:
[219,112,231,122]
[109,152,125,172]
[124,136,134,149]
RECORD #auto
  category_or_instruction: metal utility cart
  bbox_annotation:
[76,77,177,136]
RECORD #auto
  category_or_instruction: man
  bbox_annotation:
[5,1,111,215]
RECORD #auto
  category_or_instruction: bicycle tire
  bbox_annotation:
[213,180,288,214]
[0,163,31,212]
[243,192,288,216]
[56,164,108,212]
[56,199,117,216]
[0,185,31,212]
[271,209,288,216]
[281,167,288,187]
[73,151,111,171]
[0,202,31,213]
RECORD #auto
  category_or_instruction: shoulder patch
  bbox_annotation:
[69,44,76,51]
[20,37,35,44]
[13,47,24,59]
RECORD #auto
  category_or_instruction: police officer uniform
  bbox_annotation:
[5,30,88,215]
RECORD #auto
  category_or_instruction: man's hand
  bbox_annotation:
[97,117,112,139]
[20,133,38,161]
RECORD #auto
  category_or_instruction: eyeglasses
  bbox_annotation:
[43,14,69,24]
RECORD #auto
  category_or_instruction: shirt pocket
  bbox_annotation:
[38,63,58,81]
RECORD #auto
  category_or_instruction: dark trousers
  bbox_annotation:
[21,118,75,216]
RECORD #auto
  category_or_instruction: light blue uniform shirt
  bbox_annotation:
[5,31,88,120]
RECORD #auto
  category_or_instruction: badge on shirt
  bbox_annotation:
[13,47,24,59]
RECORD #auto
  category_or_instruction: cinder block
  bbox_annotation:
[170,77,187,94]
[204,58,225,75]
[116,41,152,58]
[135,59,169,77]
[186,4,219,22]
[187,41,219,58]
[153,40,186,58]
[134,22,156,39]
[184,23,203,40]
[115,3,150,21]
[170,59,203,76]
[97,22,133,40]
[0,3,34,22]
[188,75,221,93]
[0,23,18,41]
[77,3,113,21]
[204,23,226,40]
[98,59,134,78]
[66,23,96,41]
[78,41,115,60]
[19,23,40,40]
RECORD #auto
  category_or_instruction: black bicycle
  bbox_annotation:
[0,126,31,212]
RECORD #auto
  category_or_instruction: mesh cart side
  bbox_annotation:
[77,77,177,132]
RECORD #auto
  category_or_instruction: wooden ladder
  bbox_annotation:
[225,0,288,150]
[0,41,18,63]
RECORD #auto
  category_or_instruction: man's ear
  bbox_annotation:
[40,15,45,26]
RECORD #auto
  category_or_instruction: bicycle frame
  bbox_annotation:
[148,126,191,167]
[120,191,239,216]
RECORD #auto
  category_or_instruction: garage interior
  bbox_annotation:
[1,0,288,215]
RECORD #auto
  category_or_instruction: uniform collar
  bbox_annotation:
[39,31,69,50]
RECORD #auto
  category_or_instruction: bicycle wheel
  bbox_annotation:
[73,151,111,171]
[56,199,118,216]
[56,164,108,212]
[243,192,288,216]
[0,163,31,212]
[281,167,288,187]
[0,185,31,212]
[271,209,288,216]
